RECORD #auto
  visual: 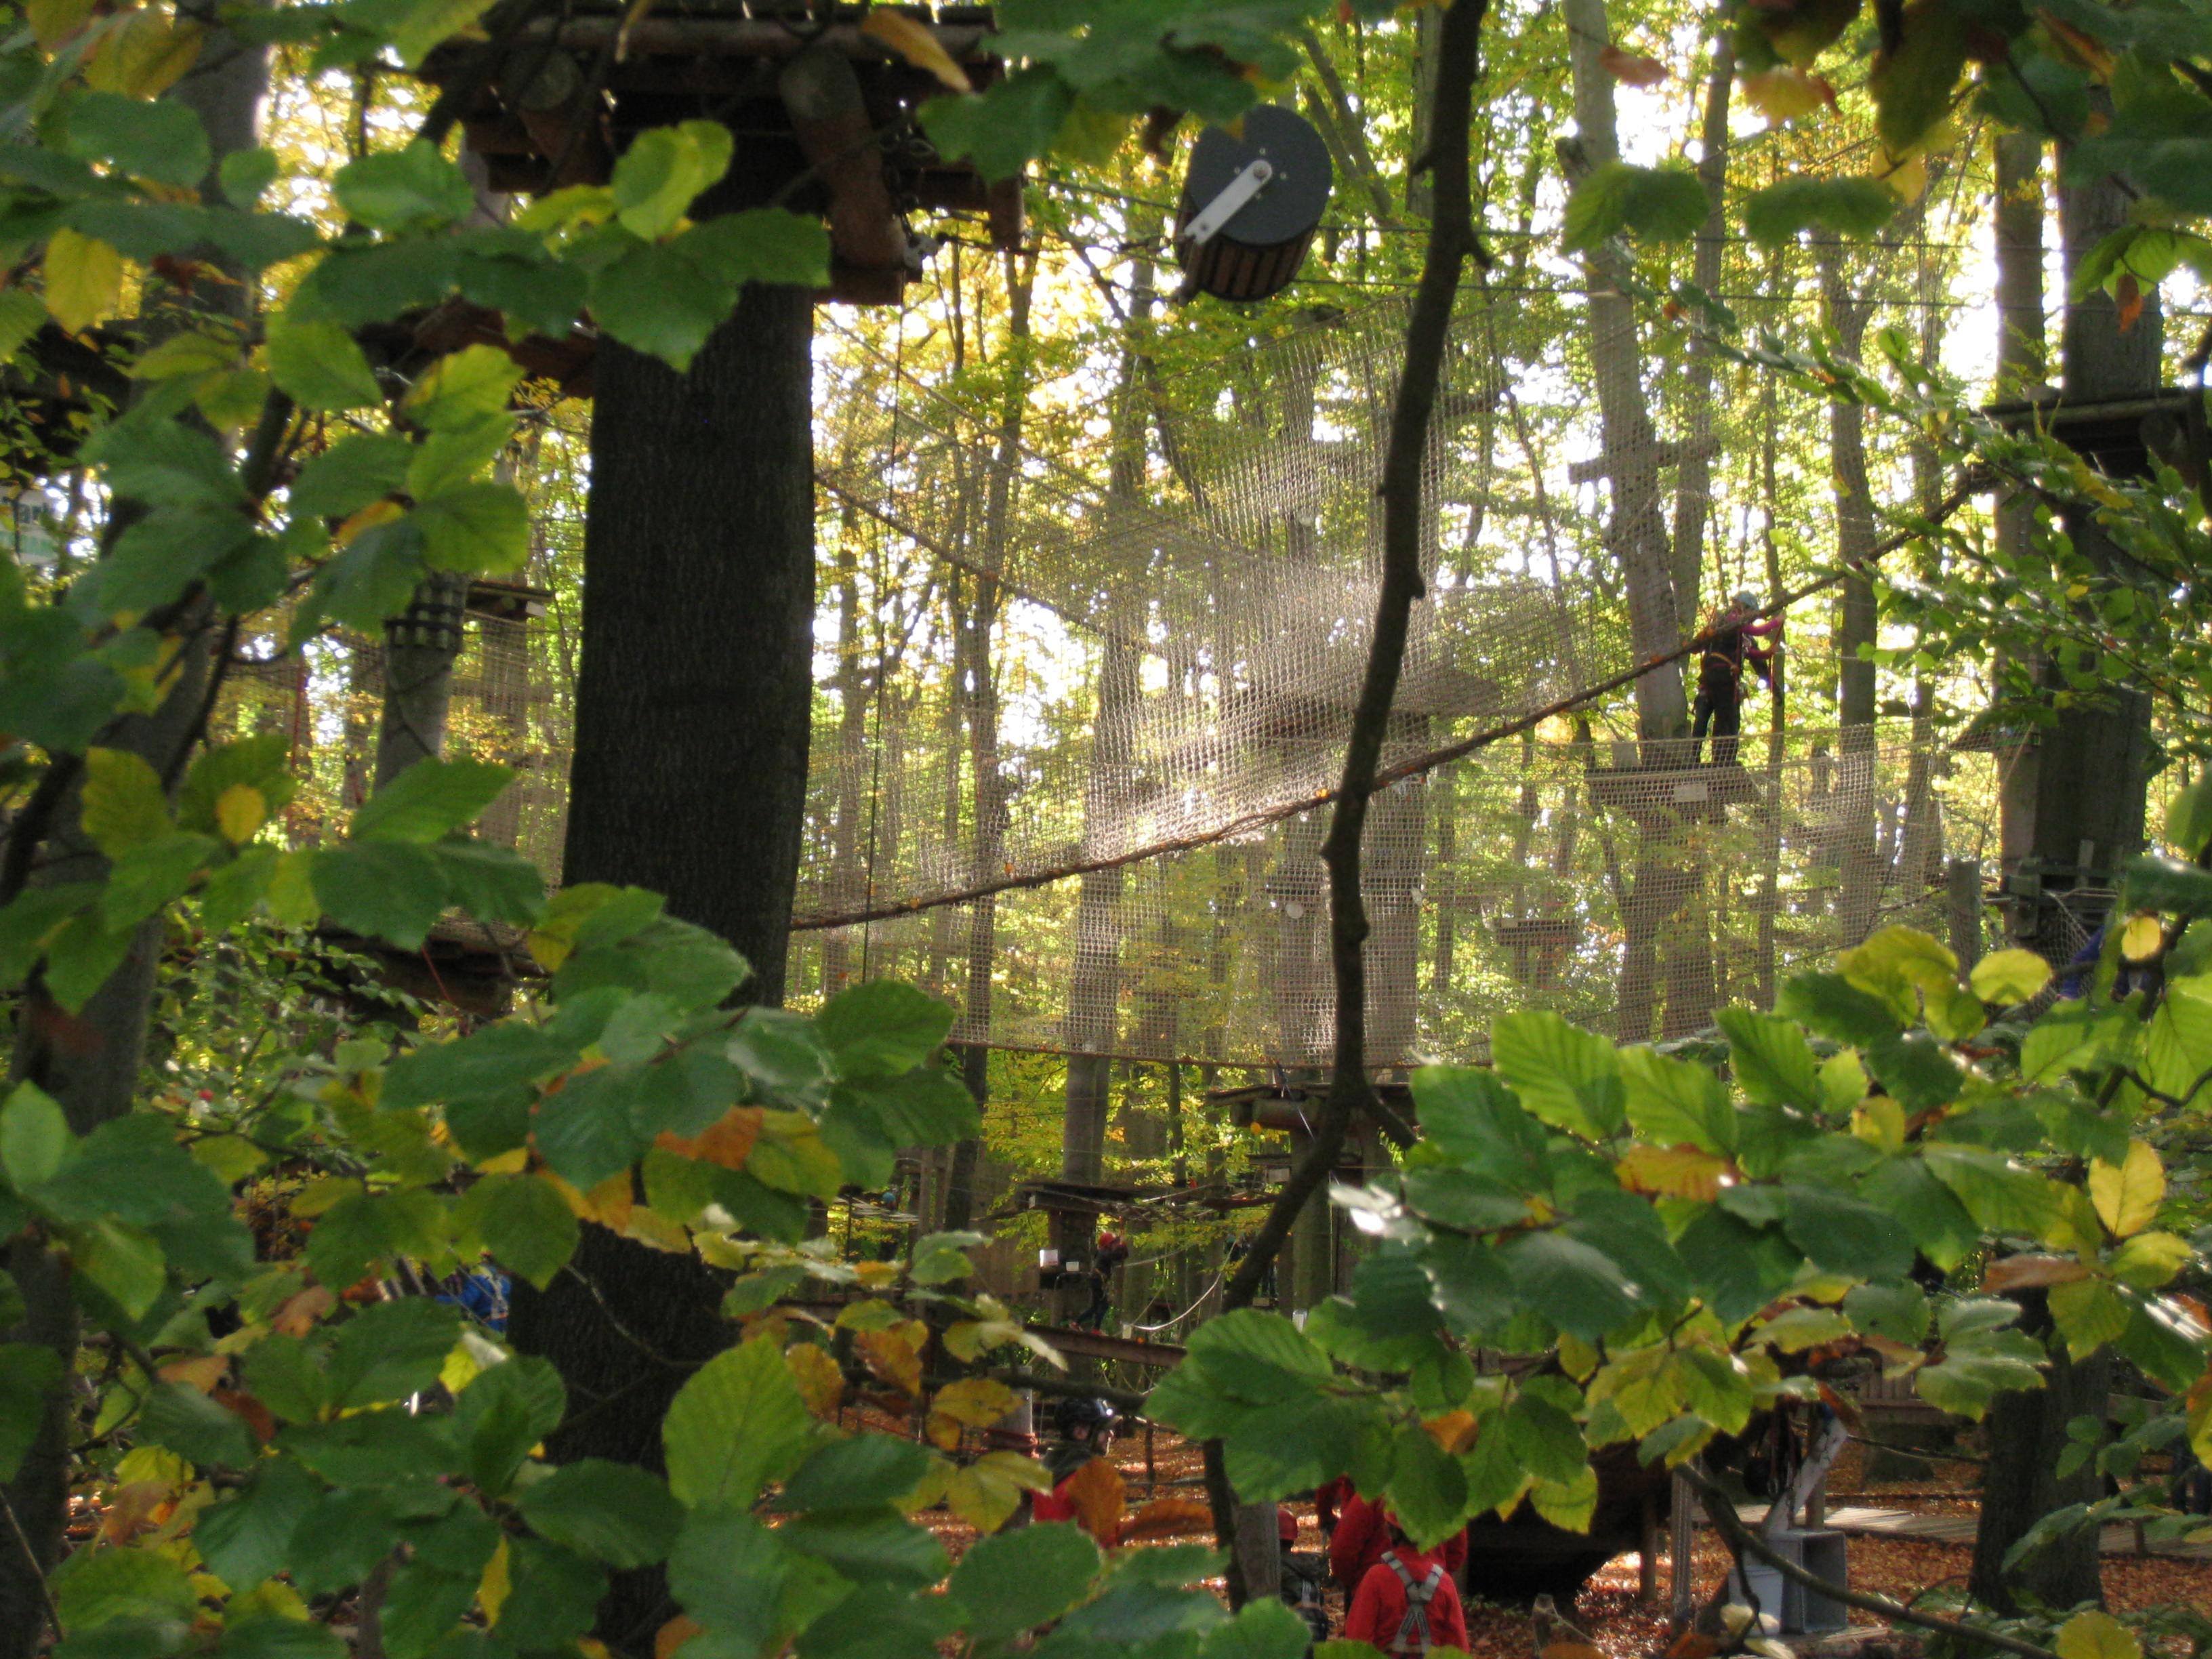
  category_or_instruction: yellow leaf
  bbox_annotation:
[334,498,404,547]
[945,1451,1044,1534]
[853,1261,901,1288]
[786,1340,844,1417]
[26,0,96,50]
[87,11,203,98]
[539,1168,634,1230]
[2088,1139,2164,1237]
[2119,913,2164,962]
[622,1204,691,1253]
[1740,66,1835,124]
[214,783,266,845]
[2054,1610,2140,1659]
[475,1146,530,1175]
[1422,1409,1479,1454]
[158,1355,228,1393]
[1618,1143,1729,1201]
[578,1643,615,1659]
[1852,1097,1906,1155]
[1969,947,2052,1004]
[859,10,972,91]
[43,228,123,336]
[656,1617,704,1659]
[856,1324,925,1397]
[2108,1230,2191,1289]
[1879,152,1928,203]
[291,1177,359,1219]
[478,1537,511,1628]
[929,1376,1019,1429]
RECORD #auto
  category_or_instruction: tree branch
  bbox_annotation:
[1685,1465,2061,1659]
[1200,0,1490,1582]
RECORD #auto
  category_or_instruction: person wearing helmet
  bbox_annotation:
[1343,1515,1469,1657]
[1332,1490,1466,1596]
[1031,1396,1121,1544]
[1691,589,1780,766]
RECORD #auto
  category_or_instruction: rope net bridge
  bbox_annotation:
[221,295,1999,1065]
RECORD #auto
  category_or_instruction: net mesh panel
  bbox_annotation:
[237,295,1996,1063]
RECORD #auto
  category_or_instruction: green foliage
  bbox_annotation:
[1563,163,1710,251]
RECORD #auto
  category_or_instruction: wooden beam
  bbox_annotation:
[502,16,996,64]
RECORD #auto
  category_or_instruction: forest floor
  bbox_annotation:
[896,1425,2212,1659]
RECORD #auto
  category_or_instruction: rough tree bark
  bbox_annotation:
[505,247,814,1655]
[1992,132,2048,867]
[1198,0,1488,1603]
[1669,35,1734,637]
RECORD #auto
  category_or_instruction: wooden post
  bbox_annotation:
[1145,1419,1157,1500]
[1948,857,1983,970]
[1639,1490,1661,1603]
[1670,1467,1697,1629]
[1234,1502,1282,1604]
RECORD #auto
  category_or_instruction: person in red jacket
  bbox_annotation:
[1331,1492,1467,1596]
[1315,1475,1353,1540]
[1343,1520,1469,1656]
[1029,1395,1121,1546]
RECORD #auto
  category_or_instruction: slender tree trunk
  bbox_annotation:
[1815,234,1881,947]
[0,28,268,1653]
[507,266,814,1656]
[1670,37,1734,636]
[1993,134,2047,867]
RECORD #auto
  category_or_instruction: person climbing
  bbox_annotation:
[1076,1228,1130,1330]
[1690,589,1781,766]
[1332,1489,1467,1597]
[1031,1395,1122,1544]
[1343,1517,1470,1657]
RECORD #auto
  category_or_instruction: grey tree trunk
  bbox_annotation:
[1992,133,2048,867]
[1669,37,1734,636]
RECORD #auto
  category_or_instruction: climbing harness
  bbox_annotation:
[1380,1551,1446,1658]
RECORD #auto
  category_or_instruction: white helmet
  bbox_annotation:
[1732,589,1759,608]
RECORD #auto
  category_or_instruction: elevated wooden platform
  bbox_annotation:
[1587,760,1765,813]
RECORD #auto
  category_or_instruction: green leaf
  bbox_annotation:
[451,1354,565,1496]
[87,411,246,510]
[265,316,383,413]
[776,1435,933,1514]
[81,747,171,857]
[1529,1463,1598,1532]
[1,1082,72,1190]
[1460,1416,1534,1519]
[0,1343,64,1481]
[430,840,546,927]
[918,68,1076,182]
[310,842,449,949]
[1181,1309,1332,1404]
[302,1188,445,1290]
[306,518,430,635]
[401,344,524,432]
[681,206,833,288]
[783,1508,949,1590]
[333,140,476,232]
[64,90,210,188]
[289,433,411,519]
[1864,1031,1965,1113]
[662,1335,815,1509]
[218,147,279,207]
[1490,1010,1625,1139]
[1563,161,1708,251]
[2049,1277,2133,1359]
[1717,1006,1822,1111]
[1199,1599,1313,1659]
[325,1297,463,1408]
[945,1512,1103,1641]
[516,1458,684,1568]
[497,1538,607,1650]
[469,1173,578,1290]
[352,757,514,843]
[1619,1046,1735,1153]
[611,120,735,241]
[1869,0,1969,155]
[1501,1230,1637,1340]
[1385,1424,1471,1549]
[668,1507,819,1654]
[817,981,956,1079]
[140,1380,255,1467]
[53,1541,197,1631]
[386,0,499,66]
[102,832,220,930]
[1921,1143,2059,1238]
[908,1229,983,1286]
[586,235,735,373]
[1917,1326,2046,1419]
[1776,972,1899,1048]
[1420,1231,1517,1335]
[0,289,47,363]
[72,1218,166,1319]
[1782,1185,1914,1282]
[196,1458,324,1593]
[405,411,511,500]
[1972,948,2054,1004]
[1742,176,1900,247]
[413,482,529,574]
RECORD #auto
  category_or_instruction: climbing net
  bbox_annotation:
[220,289,1998,1065]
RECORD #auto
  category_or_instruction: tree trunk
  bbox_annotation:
[506,276,814,1656]
[1815,234,1880,947]
[374,569,470,785]
[1968,1296,2110,1612]
[1670,36,1734,637]
[1992,133,2047,867]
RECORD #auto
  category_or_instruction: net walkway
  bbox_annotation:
[219,291,1996,1067]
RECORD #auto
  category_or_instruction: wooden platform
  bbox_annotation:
[1732,1504,2212,1561]
[1587,761,1765,814]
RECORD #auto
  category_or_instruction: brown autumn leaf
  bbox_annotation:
[1814,1379,1865,1435]
[787,1340,845,1418]
[1544,1642,1605,1659]
[655,1617,704,1659]
[2039,9,2115,77]
[214,1388,277,1444]
[1063,1452,1126,1542]
[1119,1497,1215,1542]
[1618,1143,1729,1202]
[1664,1632,1721,1659]
[99,1481,171,1544]
[655,1105,763,1171]
[2116,273,2143,333]
[1599,43,1668,85]
[1982,1252,2091,1292]
[272,1284,334,1338]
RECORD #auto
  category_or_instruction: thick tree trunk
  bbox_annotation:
[1992,133,2047,867]
[506,278,814,1657]
[1969,1297,2110,1612]
[374,569,469,785]
[1670,37,1734,636]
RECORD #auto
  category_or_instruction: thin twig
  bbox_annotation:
[0,1489,60,1645]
